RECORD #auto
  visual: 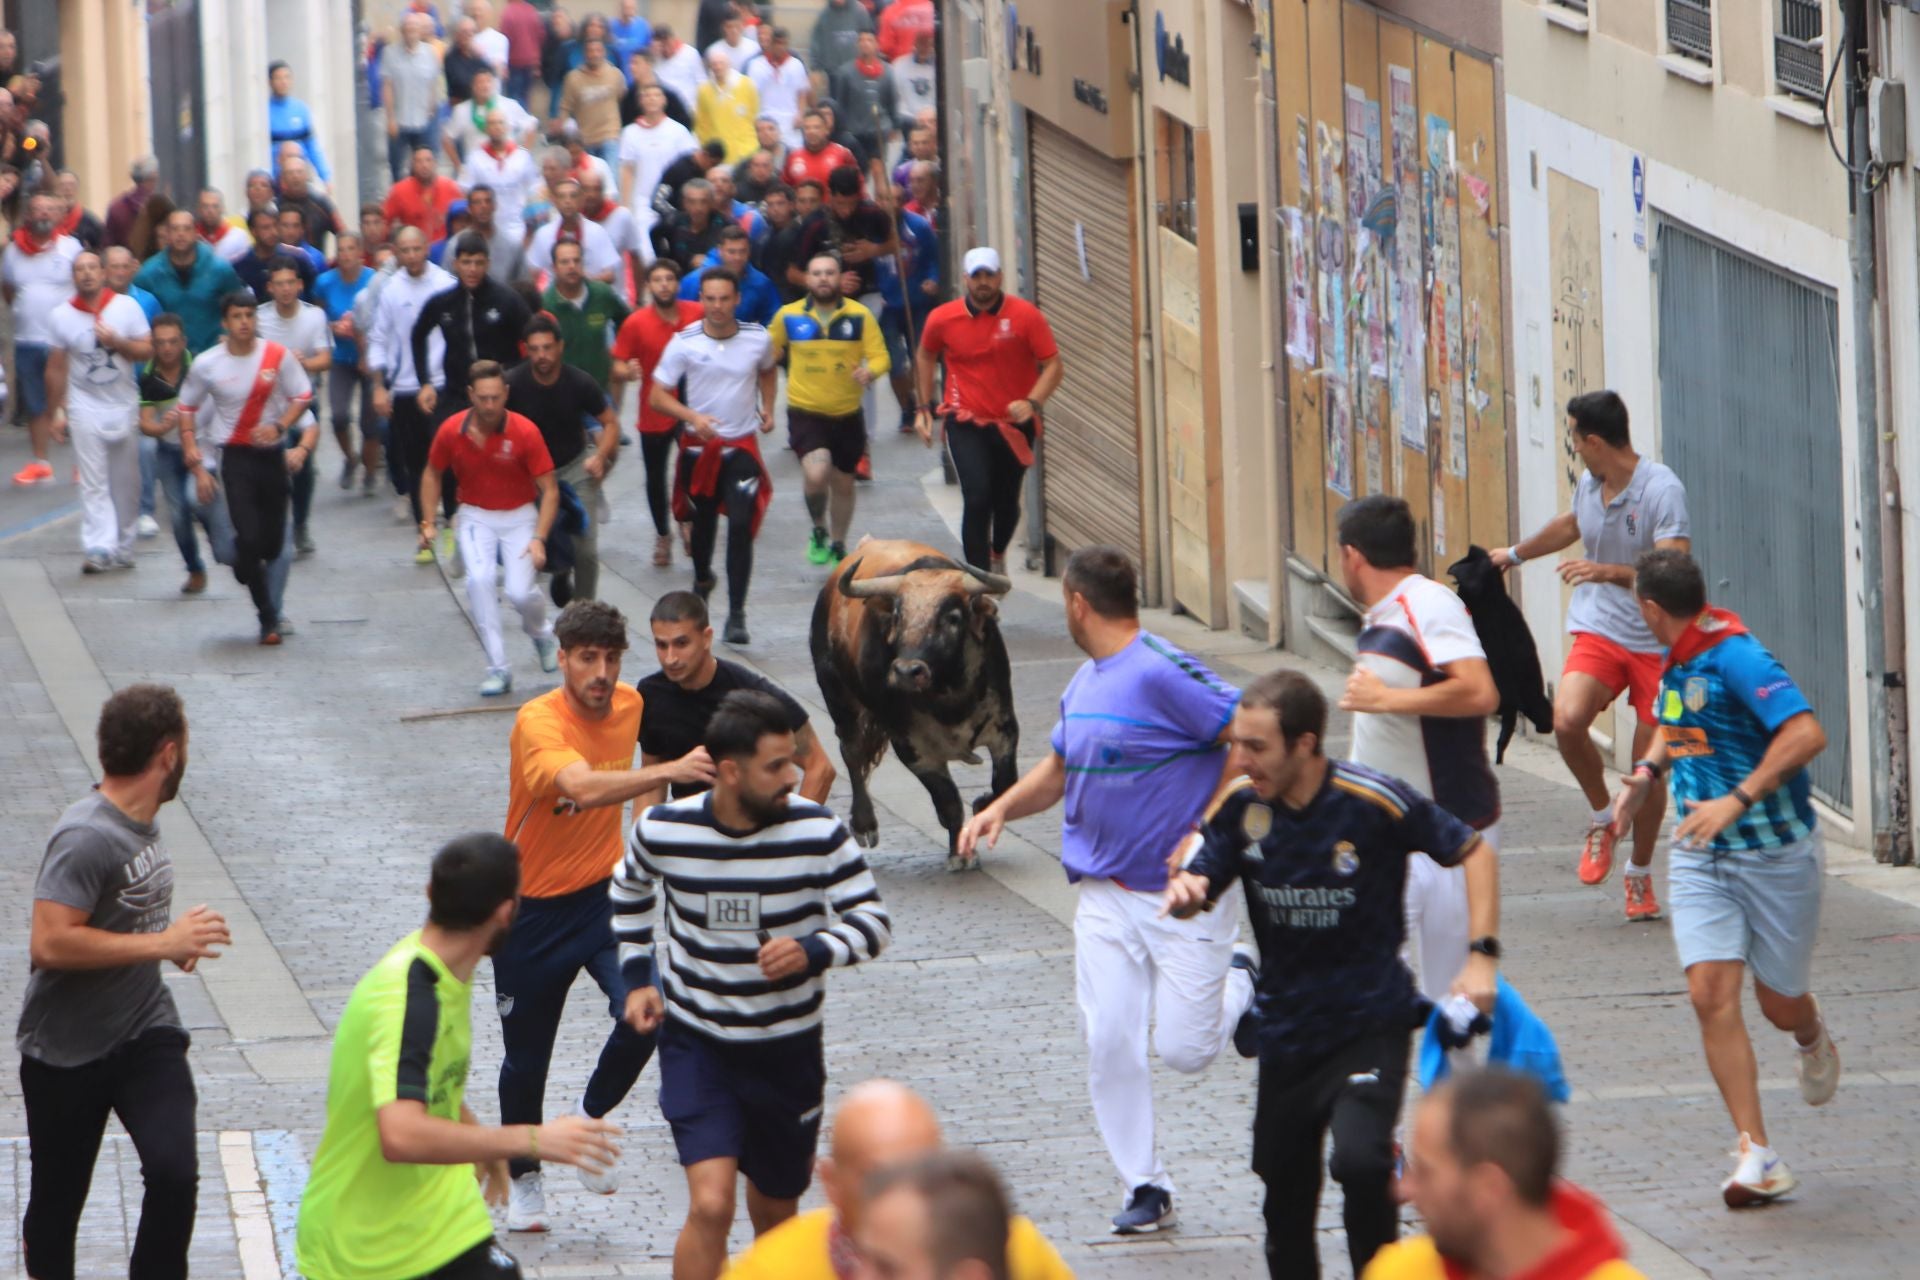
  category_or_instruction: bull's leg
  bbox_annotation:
[839,721,890,848]
[975,713,1021,814]
[906,762,971,872]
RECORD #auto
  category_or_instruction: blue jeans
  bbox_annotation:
[506,66,536,106]
[138,435,157,518]
[159,441,292,617]
[388,121,441,181]
[154,439,206,574]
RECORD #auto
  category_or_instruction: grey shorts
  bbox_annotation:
[1669,833,1823,996]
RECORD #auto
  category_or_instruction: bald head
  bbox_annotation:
[823,1081,943,1236]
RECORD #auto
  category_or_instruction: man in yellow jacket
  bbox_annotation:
[723,1079,1074,1280]
[695,49,762,163]
[1364,1069,1644,1280]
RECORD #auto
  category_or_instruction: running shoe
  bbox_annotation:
[1578,822,1616,885]
[109,552,136,570]
[575,1125,619,1195]
[1624,874,1662,922]
[295,526,316,557]
[534,634,559,673]
[182,572,207,595]
[81,555,111,575]
[724,614,750,646]
[1111,1184,1175,1235]
[1796,998,1840,1107]
[807,527,832,565]
[653,534,672,567]
[259,628,283,647]
[1230,944,1262,1059]
[1722,1134,1796,1207]
[507,1172,549,1232]
[829,541,847,564]
[414,546,436,565]
[989,553,1007,577]
[479,672,513,698]
[362,470,379,496]
[136,514,160,539]
[694,575,717,602]
[339,458,357,489]
[11,459,53,485]
[855,453,873,482]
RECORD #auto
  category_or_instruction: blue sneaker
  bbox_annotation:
[1111,1184,1174,1235]
[479,672,513,698]
[1230,944,1261,1059]
[534,634,559,673]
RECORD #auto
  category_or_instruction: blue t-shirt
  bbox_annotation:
[1659,616,1817,852]
[126,284,162,322]
[681,263,781,326]
[1050,632,1239,890]
[1192,763,1480,1063]
[314,267,375,367]
[609,16,653,68]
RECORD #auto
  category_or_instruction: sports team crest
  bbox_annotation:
[1331,841,1359,876]
[1242,802,1273,842]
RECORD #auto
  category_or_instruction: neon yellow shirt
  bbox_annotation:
[722,1205,1077,1280]
[769,296,892,417]
[295,931,494,1280]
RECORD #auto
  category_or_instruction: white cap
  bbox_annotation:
[962,246,1002,276]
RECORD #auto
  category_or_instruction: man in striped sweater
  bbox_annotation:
[612,688,890,1280]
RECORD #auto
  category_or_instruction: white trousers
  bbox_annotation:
[1074,876,1256,1194]
[72,415,139,558]
[455,504,552,676]
[1402,822,1500,1002]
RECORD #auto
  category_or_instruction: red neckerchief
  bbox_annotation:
[1661,605,1750,676]
[196,221,228,244]
[53,204,83,239]
[555,215,584,243]
[10,227,54,255]
[825,1218,861,1280]
[482,140,517,162]
[69,288,117,316]
[853,57,884,78]
[585,200,616,223]
[1437,1182,1626,1280]
[568,154,595,181]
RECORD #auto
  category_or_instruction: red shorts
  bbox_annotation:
[1563,632,1663,726]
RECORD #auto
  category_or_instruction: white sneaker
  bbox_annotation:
[1796,999,1840,1107]
[576,1153,619,1196]
[507,1171,549,1232]
[136,514,160,539]
[1721,1133,1797,1207]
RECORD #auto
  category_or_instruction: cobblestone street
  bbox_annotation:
[2,418,1917,1279]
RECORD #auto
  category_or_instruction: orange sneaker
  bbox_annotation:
[1624,874,1662,921]
[11,459,53,486]
[1578,823,1616,885]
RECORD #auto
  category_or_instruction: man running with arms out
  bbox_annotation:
[1165,669,1500,1280]
[20,685,228,1280]
[612,258,703,568]
[494,599,717,1234]
[1334,495,1500,1004]
[649,268,779,647]
[958,546,1257,1236]
[176,291,318,645]
[295,834,624,1280]
[417,362,560,697]
[1493,390,1689,920]
[771,251,888,566]
[1609,549,1837,1207]
[638,590,836,805]
[613,690,891,1280]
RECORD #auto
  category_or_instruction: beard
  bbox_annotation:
[159,755,186,803]
[739,785,793,826]
[485,903,520,956]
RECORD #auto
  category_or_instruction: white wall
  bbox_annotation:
[1503,95,1867,842]
[199,0,271,203]
[265,0,362,200]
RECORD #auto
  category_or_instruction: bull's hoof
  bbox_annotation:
[853,825,880,849]
[946,852,979,873]
[970,792,995,814]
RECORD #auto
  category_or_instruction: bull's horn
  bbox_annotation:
[841,573,911,599]
[961,563,1013,595]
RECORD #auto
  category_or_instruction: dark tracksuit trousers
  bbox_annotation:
[688,447,761,616]
[493,879,657,1179]
[220,444,291,629]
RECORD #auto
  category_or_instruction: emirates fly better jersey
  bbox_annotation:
[176,340,314,453]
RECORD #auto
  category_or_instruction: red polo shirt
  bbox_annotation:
[382,175,467,243]
[918,294,1058,425]
[782,143,860,194]
[428,410,554,510]
[612,301,703,434]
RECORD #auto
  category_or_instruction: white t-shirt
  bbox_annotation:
[209,224,253,263]
[1350,573,1499,829]
[473,27,510,77]
[619,118,697,220]
[652,320,775,440]
[527,218,622,278]
[460,144,540,239]
[748,54,811,146]
[445,95,536,161]
[45,293,151,427]
[594,205,642,257]
[656,45,707,116]
[3,235,83,345]
[257,301,331,426]
[177,340,315,453]
[705,34,763,73]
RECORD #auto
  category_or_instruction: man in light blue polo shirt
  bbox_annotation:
[959,545,1257,1237]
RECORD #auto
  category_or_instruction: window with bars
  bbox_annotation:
[1776,0,1825,99]
[1552,0,1589,13]
[1667,0,1712,62]
[1157,115,1198,244]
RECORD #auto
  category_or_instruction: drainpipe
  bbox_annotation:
[1125,0,1169,606]
[1848,0,1913,863]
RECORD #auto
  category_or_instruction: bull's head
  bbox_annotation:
[839,556,1012,693]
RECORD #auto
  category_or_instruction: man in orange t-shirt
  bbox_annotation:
[497,598,716,1234]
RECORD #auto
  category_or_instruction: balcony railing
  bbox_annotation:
[1776,0,1825,99]
[1668,0,1713,63]
[1552,0,1588,12]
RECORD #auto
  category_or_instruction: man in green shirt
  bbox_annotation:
[541,238,630,399]
[295,834,622,1280]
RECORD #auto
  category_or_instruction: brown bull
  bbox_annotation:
[809,539,1020,870]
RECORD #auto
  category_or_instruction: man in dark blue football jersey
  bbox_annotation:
[1162,669,1500,1280]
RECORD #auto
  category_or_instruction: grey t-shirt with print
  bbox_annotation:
[16,790,182,1067]
[1565,460,1690,653]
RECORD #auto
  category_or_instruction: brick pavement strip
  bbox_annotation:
[2,420,1919,1277]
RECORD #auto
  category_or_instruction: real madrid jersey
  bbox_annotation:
[1188,761,1481,1063]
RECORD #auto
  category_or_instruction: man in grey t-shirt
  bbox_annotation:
[1493,390,1690,921]
[18,685,230,1279]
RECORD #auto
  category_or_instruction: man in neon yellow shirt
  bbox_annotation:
[295,834,622,1280]
[722,1079,1073,1280]
[769,251,888,565]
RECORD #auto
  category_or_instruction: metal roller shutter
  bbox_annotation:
[1028,117,1142,562]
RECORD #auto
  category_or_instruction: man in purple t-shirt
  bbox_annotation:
[958,546,1256,1236]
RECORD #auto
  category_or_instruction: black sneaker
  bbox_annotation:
[724,614,750,646]
[829,541,847,564]
[694,576,717,601]
[1230,944,1261,1059]
[1111,1184,1174,1235]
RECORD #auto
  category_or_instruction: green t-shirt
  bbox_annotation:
[541,280,629,390]
[295,931,493,1280]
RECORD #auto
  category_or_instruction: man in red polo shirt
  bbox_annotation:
[382,147,468,243]
[782,109,859,195]
[612,258,704,569]
[913,247,1064,575]
[417,360,562,697]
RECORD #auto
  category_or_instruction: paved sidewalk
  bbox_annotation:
[1,417,1917,1278]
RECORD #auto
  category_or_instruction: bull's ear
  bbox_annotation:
[865,593,897,616]
[969,593,999,635]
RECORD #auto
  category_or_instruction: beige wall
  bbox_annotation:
[61,0,151,209]
[1505,0,1846,238]
[1009,0,1133,157]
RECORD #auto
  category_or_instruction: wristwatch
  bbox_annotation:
[1467,936,1502,960]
